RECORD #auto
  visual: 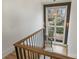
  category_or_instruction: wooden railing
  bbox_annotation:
[14,28,75,59]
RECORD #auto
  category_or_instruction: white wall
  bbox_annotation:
[2,0,43,57]
[68,0,77,58]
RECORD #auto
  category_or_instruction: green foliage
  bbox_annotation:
[56,28,64,34]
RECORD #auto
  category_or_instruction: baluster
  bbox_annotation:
[30,37,32,46]
[23,48,26,59]
[30,51,33,59]
[26,39,28,46]
[31,35,34,47]
[29,51,32,59]
[29,37,30,45]
[43,29,45,48]
[28,50,30,59]
[34,52,37,59]
[36,33,38,46]
[38,31,40,44]
[37,53,40,59]
[15,47,20,59]
[50,56,52,59]
[38,31,40,41]
[28,38,30,46]
[35,53,37,59]
[23,40,26,45]
[33,35,35,47]
[31,36,33,47]
[29,37,32,46]
[19,48,23,59]
[26,50,28,59]
[33,52,34,59]
[22,42,27,59]
[35,34,37,47]
[44,55,45,59]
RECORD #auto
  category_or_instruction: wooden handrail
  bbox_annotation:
[14,28,44,45]
[14,43,75,59]
[14,28,75,59]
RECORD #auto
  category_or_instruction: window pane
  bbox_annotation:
[48,8,55,26]
[56,8,66,26]
[56,17,64,26]
[56,27,64,34]
[55,27,64,42]
[48,27,54,37]
[48,18,55,25]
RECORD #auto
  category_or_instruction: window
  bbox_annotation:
[44,2,71,44]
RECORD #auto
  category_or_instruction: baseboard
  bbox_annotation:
[2,46,14,58]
